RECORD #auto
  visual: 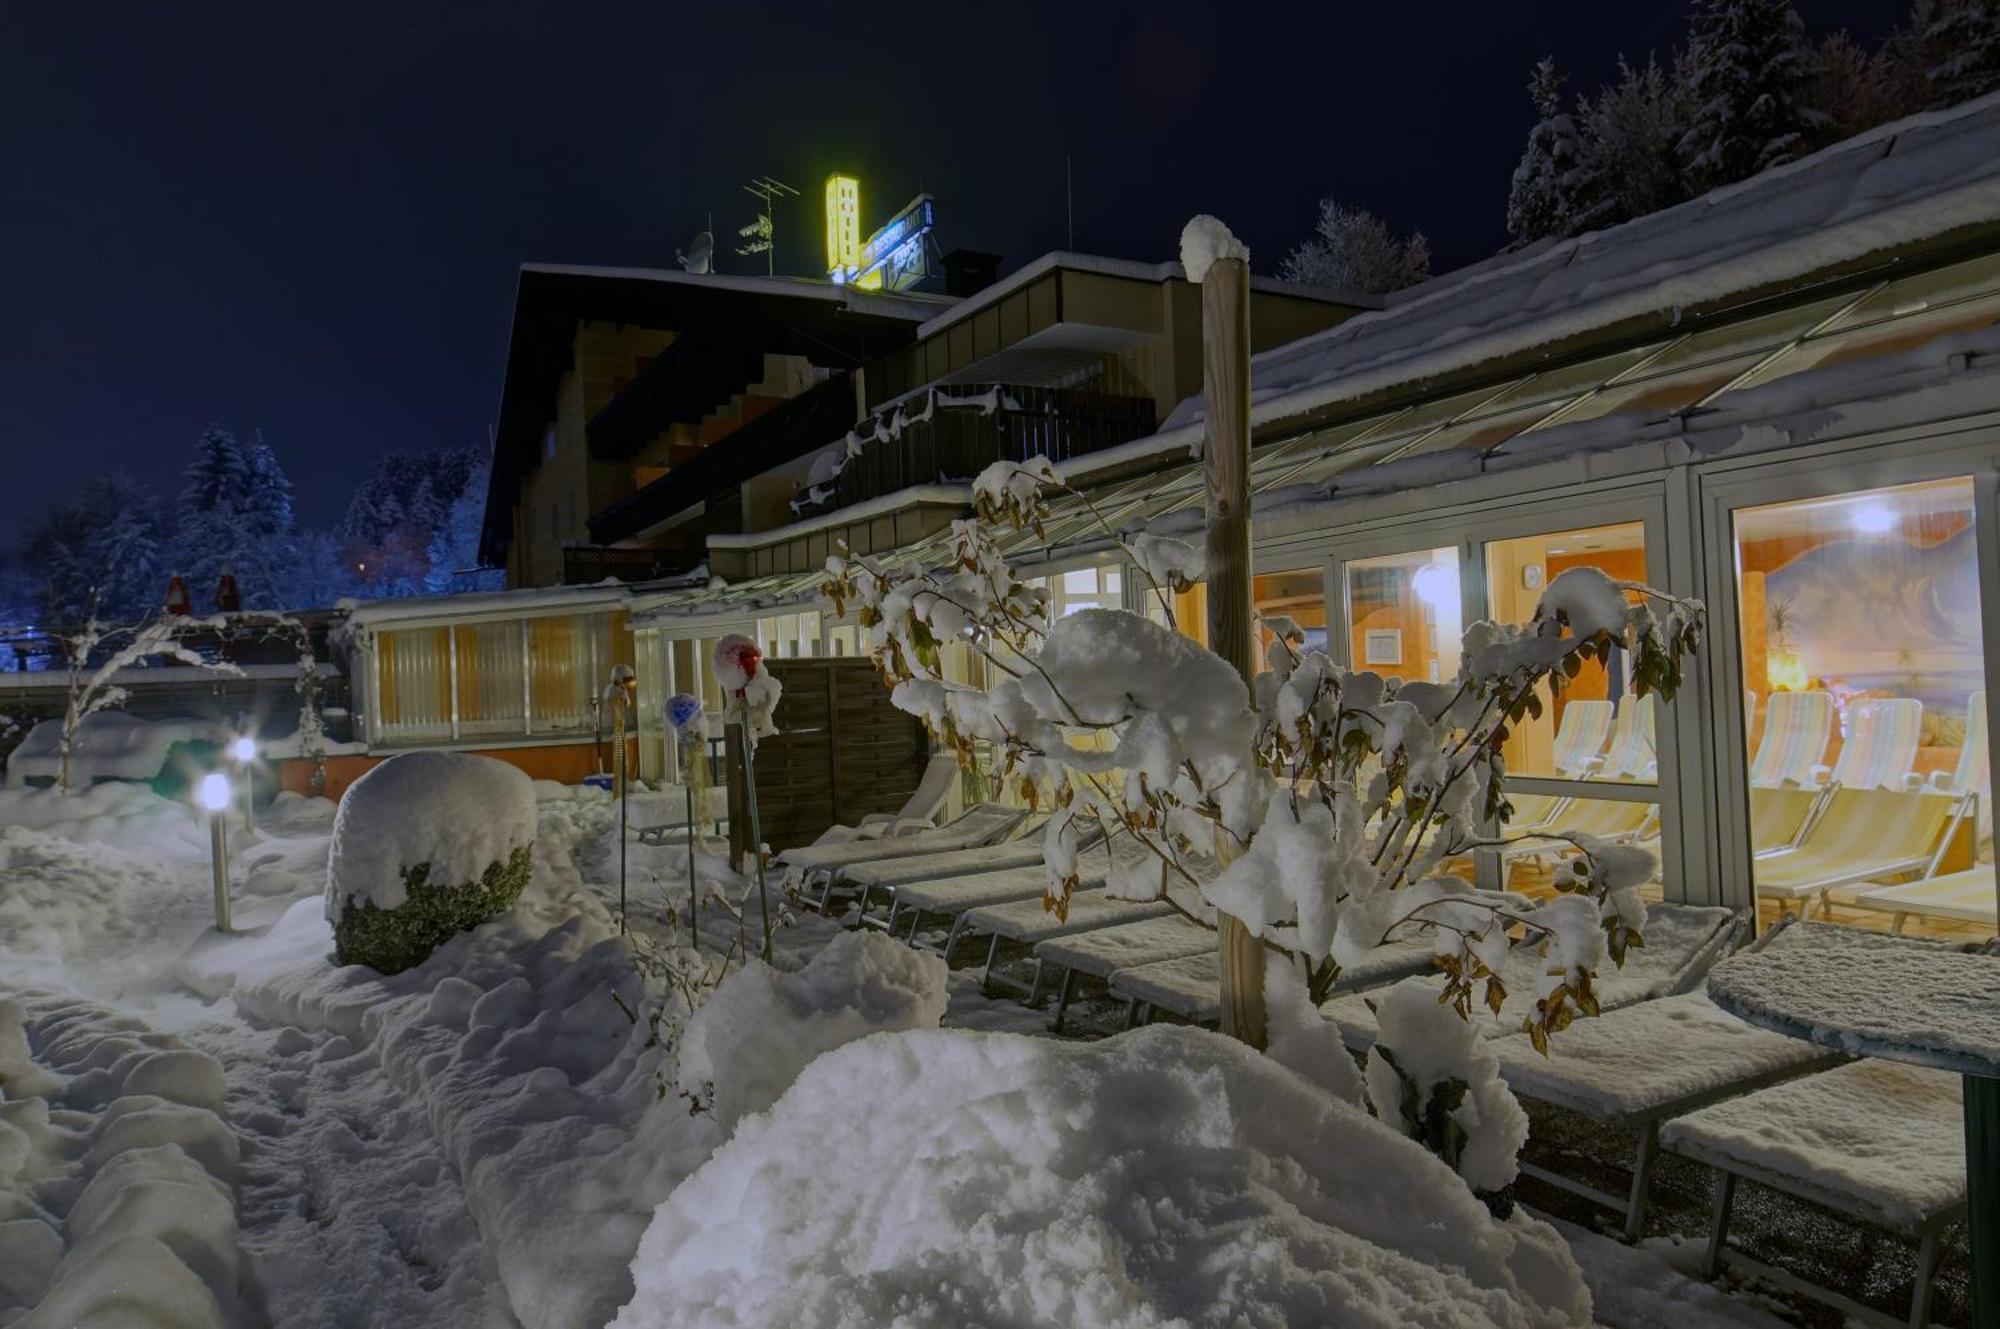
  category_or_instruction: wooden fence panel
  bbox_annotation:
[727,658,930,859]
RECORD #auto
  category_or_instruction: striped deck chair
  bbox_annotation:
[1551,698,1615,778]
[1584,696,1656,781]
[1485,795,1658,875]
[1812,697,1922,791]
[1922,690,1990,843]
[1748,785,1823,856]
[1748,690,1833,788]
[1853,864,1997,934]
[1753,786,1972,917]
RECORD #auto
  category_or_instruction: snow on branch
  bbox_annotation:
[823,456,1703,1195]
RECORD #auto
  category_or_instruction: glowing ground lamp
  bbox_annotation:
[196,771,233,932]
[606,664,638,933]
[229,734,258,831]
[714,634,772,961]
[666,692,705,947]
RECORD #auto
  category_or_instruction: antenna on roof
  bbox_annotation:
[737,176,799,276]
[1065,154,1074,251]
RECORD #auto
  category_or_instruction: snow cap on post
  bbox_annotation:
[1179,214,1249,285]
[713,634,762,698]
[666,692,704,733]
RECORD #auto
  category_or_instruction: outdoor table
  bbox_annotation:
[1706,939,2000,1327]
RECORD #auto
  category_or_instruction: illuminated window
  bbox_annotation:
[1344,549,1460,685]
[1734,477,1990,933]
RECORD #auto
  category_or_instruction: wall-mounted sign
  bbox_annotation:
[1363,628,1403,666]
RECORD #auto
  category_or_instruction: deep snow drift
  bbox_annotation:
[612,1024,1591,1329]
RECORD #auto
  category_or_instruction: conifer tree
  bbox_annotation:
[1677,0,1825,193]
[1506,58,1596,246]
[1277,200,1431,295]
[1927,0,2000,106]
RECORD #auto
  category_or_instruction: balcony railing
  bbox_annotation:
[794,384,1158,519]
[561,546,692,585]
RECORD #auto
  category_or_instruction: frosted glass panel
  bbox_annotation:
[456,622,525,737]
[379,628,451,742]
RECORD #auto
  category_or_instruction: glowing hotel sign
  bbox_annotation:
[823,174,936,292]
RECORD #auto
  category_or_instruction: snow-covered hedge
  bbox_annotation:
[324,751,536,974]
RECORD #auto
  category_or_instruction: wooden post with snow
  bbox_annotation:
[1183,216,1267,1049]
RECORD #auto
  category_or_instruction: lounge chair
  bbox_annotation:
[1752,787,1972,918]
[1581,695,1657,781]
[1813,697,1923,791]
[1852,864,1997,935]
[845,815,1058,926]
[958,889,1177,999]
[1034,915,1219,1032]
[1663,1058,1966,1328]
[1497,990,1841,1238]
[1482,794,1658,877]
[1749,689,1835,789]
[1749,785,1826,856]
[1550,698,1616,778]
[779,803,1032,911]
[798,751,961,847]
[897,833,1166,956]
[1109,934,1438,1029]
[1321,902,1742,1054]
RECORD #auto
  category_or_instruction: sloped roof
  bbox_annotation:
[1161,91,2000,440]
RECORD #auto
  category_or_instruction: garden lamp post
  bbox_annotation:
[666,693,705,947]
[197,771,233,932]
[605,663,636,933]
[229,734,257,831]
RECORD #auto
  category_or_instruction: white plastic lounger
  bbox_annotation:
[960,890,1176,999]
[802,751,962,846]
[1483,795,1658,877]
[1035,915,1217,1032]
[1551,698,1616,778]
[1814,697,1923,791]
[896,834,1163,956]
[1322,903,1741,1054]
[1663,1059,1966,1329]
[1754,787,1971,918]
[1582,696,1657,781]
[1749,689,1835,789]
[779,803,1030,910]
[1110,935,1439,1029]
[844,818,1057,925]
[1852,865,1998,935]
[1494,992,1842,1238]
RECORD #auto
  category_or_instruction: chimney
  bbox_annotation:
[943,249,1001,298]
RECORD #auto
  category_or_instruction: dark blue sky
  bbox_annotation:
[0,1,1903,547]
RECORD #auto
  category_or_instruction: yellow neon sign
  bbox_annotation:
[825,174,861,284]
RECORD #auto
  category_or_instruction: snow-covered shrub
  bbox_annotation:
[824,458,1702,1186]
[324,751,536,974]
[612,1024,1592,1329]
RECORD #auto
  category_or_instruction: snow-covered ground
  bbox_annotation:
[0,777,1801,1327]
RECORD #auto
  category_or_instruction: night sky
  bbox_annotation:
[1,1,1904,549]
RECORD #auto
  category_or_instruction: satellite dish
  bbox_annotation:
[676,229,713,275]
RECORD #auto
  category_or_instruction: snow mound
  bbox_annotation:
[5,712,229,789]
[614,1024,1590,1329]
[0,781,216,857]
[0,994,247,1327]
[1179,213,1250,284]
[0,827,204,988]
[678,930,948,1133]
[325,751,536,913]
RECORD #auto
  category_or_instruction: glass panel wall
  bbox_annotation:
[454,622,526,738]
[1254,567,1326,670]
[1343,548,1462,684]
[1733,476,1991,934]
[378,627,452,743]
[374,610,631,749]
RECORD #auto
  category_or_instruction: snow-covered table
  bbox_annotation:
[1705,941,2000,1327]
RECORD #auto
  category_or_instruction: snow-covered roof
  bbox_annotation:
[519,262,951,324]
[912,251,1374,341]
[1162,91,2000,439]
[340,582,631,629]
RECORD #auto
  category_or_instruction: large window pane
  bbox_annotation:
[455,622,526,738]
[1344,548,1462,684]
[1485,522,1650,782]
[1735,477,1992,935]
[378,627,451,742]
[1254,567,1326,668]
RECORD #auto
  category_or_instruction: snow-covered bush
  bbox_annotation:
[324,751,536,974]
[824,458,1702,1185]
[612,1023,1591,1329]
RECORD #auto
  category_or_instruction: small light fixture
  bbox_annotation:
[1850,502,1896,535]
[197,772,233,813]
[1412,562,1460,610]
[230,736,257,763]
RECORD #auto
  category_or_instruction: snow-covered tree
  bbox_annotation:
[1677,0,1826,193]
[53,600,244,793]
[1506,58,1598,246]
[1277,200,1431,295]
[27,472,169,626]
[424,458,504,593]
[1926,0,2000,105]
[825,458,1702,1195]
[175,424,260,610]
[339,447,481,597]
[1577,56,1694,228]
